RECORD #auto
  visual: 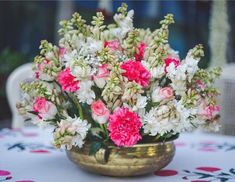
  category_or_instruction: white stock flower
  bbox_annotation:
[170,80,186,96]
[53,116,91,149]
[76,80,95,105]
[174,100,202,133]
[141,61,164,78]
[79,37,103,56]
[112,10,134,38]
[63,50,78,67]
[132,94,148,117]
[166,64,187,96]
[184,55,199,81]
[70,62,91,80]
[133,94,148,111]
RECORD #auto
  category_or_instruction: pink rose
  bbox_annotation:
[104,40,120,50]
[134,41,146,61]
[91,100,110,124]
[33,97,57,120]
[199,105,220,120]
[57,68,80,92]
[164,57,180,73]
[152,87,174,102]
[93,64,110,88]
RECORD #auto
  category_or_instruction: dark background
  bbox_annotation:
[0,0,234,127]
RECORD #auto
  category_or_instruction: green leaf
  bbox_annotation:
[89,142,102,156]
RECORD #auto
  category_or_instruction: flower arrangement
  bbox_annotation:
[17,3,221,155]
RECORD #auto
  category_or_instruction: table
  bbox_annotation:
[0,127,235,182]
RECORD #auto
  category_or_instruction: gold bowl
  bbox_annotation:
[66,141,176,177]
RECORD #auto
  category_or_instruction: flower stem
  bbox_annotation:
[76,101,84,120]
[100,124,109,139]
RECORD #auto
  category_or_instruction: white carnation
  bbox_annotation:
[142,105,176,136]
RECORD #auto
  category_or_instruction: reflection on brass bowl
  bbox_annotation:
[66,141,176,177]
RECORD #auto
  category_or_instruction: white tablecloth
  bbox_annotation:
[0,127,235,182]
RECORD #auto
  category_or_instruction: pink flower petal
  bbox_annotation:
[155,169,178,176]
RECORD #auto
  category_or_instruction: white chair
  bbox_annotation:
[216,63,235,136]
[6,63,33,128]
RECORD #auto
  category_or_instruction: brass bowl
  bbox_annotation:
[66,141,176,177]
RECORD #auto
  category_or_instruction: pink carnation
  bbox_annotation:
[57,68,79,92]
[121,60,151,87]
[108,107,142,147]
[104,40,120,50]
[134,41,146,61]
[164,57,180,73]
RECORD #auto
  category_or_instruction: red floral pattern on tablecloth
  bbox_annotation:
[155,169,178,176]
[155,167,235,181]
[0,169,34,182]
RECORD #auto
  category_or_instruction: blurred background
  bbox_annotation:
[0,1,235,132]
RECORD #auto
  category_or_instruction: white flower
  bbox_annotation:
[76,80,95,105]
[133,94,148,111]
[166,64,187,96]
[112,10,134,38]
[53,116,91,149]
[184,55,199,81]
[79,37,103,56]
[141,61,165,78]
[174,100,201,133]
[63,50,78,67]
[170,80,186,96]
[142,103,176,136]
[70,62,91,80]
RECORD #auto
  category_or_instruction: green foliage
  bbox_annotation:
[0,48,27,74]
[89,142,103,156]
